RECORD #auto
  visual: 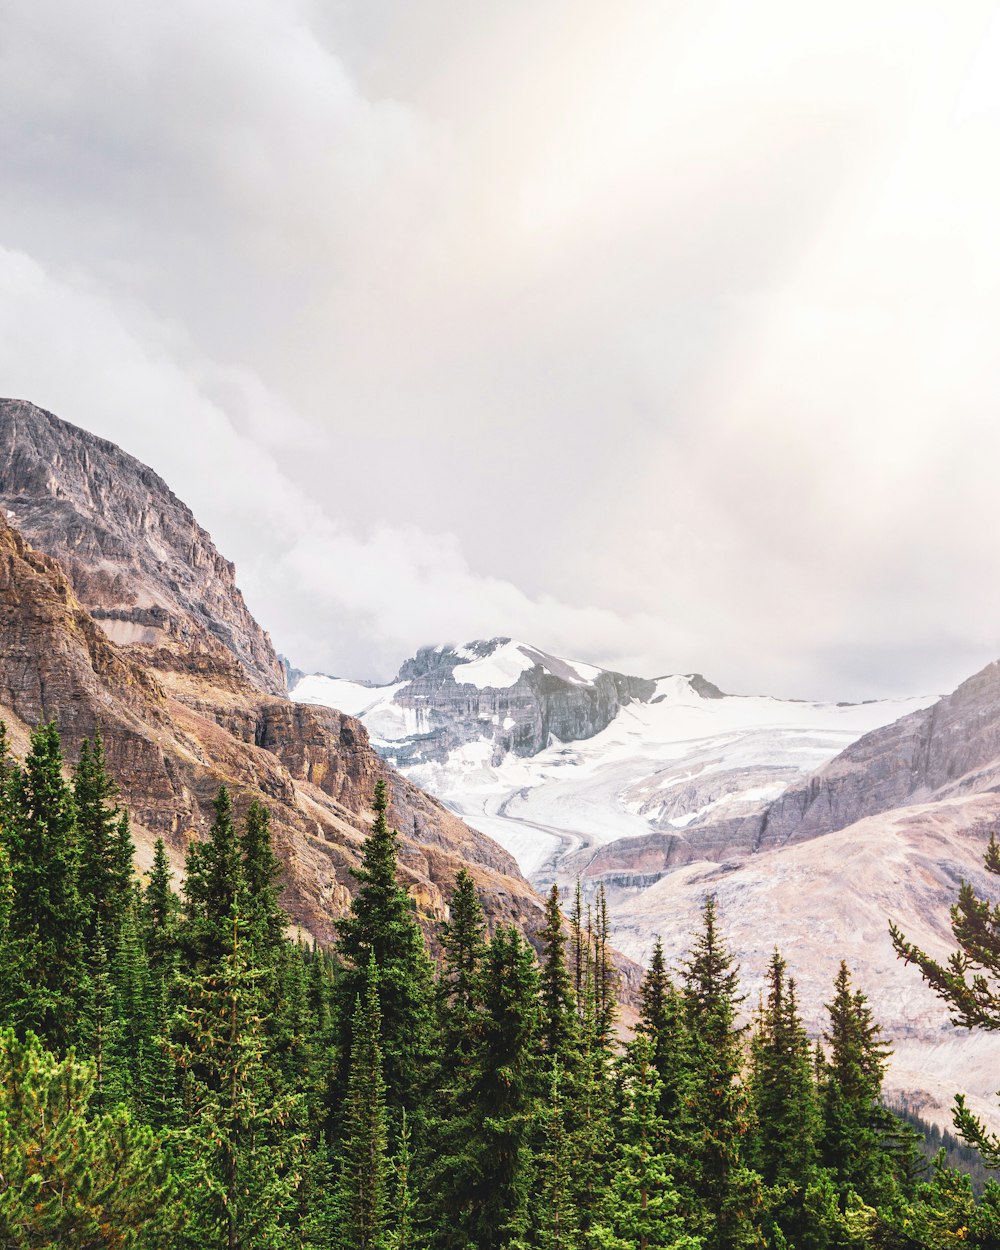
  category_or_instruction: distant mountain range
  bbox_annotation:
[291,639,935,877]
[2,394,997,1133]
[292,639,1000,1131]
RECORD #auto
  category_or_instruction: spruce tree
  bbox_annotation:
[680,897,761,1250]
[182,786,246,966]
[74,728,130,951]
[168,903,305,1249]
[468,923,542,1250]
[636,939,698,1157]
[817,960,895,1206]
[334,955,389,1250]
[748,951,820,1246]
[4,721,86,1051]
[334,779,436,1128]
[240,798,286,960]
[594,1030,701,1249]
[539,884,578,1063]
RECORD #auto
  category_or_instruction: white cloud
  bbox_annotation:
[1,0,1000,699]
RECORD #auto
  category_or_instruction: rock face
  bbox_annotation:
[0,406,554,957]
[316,639,657,767]
[577,658,1000,892]
[0,398,286,696]
[609,794,1000,1133]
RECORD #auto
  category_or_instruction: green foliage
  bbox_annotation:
[0,1028,176,1248]
[3,722,87,1051]
[333,956,390,1250]
[0,717,997,1249]
[334,778,436,1128]
[892,830,1000,1170]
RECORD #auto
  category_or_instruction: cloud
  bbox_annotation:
[0,246,678,682]
[1,0,1000,699]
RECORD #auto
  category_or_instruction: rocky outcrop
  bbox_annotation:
[303,639,656,768]
[0,398,285,696]
[563,660,1000,895]
[0,475,545,951]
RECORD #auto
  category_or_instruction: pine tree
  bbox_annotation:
[748,952,820,1246]
[334,779,436,1128]
[680,897,762,1250]
[469,923,542,1250]
[3,721,87,1051]
[240,798,286,960]
[168,904,305,1249]
[892,830,1000,1166]
[111,891,153,1112]
[74,728,131,951]
[0,1028,177,1247]
[817,960,895,1206]
[389,1109,416,1250]
[635,939,698,1158]
[526,1058,580,1250]
[539,884,578,1063]
[334,955,389,1250]
[182,786,246,967]
[429,869,489,1248]
[593,1030,701,1249]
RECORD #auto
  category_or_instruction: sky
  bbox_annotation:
[2,0,1000,700]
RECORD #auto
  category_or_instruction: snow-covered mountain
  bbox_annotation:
[291,639,935,879]
[293,638,1000,1132]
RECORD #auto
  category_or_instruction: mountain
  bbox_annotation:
[0,397,285,696]
[0,400,548,953]
[293,642,1000,1131]
[292,648,934,879]
[294,638,656,768]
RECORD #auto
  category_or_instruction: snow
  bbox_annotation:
[401,679,937,878]
[452,641,537,689]
[451,638,604,689]
[291,648,938,884]
[290,674,406,719]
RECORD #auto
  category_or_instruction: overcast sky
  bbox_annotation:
[2,1,1000,699]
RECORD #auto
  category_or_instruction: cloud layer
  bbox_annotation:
[2,0,999,697]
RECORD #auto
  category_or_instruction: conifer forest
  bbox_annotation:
[1,720,999,1249]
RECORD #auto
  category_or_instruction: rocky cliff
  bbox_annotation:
[0,398,286,696]
[0,407,556,957]
[572,657,1000,891]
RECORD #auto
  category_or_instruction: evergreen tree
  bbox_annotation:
[334,955,389,1250]
[168,904,305,1249]
[389,1109,417,1250]
[3,721,87,1051]
[817,960,895,1206]
[680,897,762,1250]
[240,798,286,961]
[593,1030,701,1249]
[470,923,542,1250]
[74,728,131,951]
[334,779,436,1128]
[530,1059,580,1250]
[182,786,246,966]
[538,884,578,1063]
[748,952,820,1246]
[892,830,1000,1166]
[0,1028,177,1248]
[635,939,698,1157]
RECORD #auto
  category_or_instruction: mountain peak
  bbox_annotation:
[0,397,285,696]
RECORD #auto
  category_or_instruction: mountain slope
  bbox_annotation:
[0,405,549,953]
[0,397,285,696]
[294,652,934,878]
[580,656,1000,889]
